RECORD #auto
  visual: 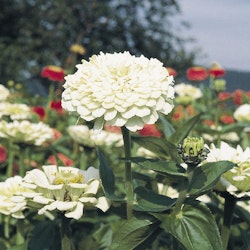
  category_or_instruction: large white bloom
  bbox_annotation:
[234,104,250,122]
[21,165,110,220]
[0,102,31,120]
[204,141,250,198]
[0,120,54,146]
[174,83,202,105]
[0,176,32,218]
[68,125,123,147]
[0,84,10,101]
[62,51,175,132]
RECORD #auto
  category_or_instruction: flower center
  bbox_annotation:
[53,170,84,184]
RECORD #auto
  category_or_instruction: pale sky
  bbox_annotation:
[178,0,250,72]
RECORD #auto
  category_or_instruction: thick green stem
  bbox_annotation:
[6,141,15,177]
[61,215,72,250]
[16,219,25,245]
[121,126,133,219]
[221,193,237,250]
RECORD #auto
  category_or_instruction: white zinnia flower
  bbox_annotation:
[0,84,10,101]
[204,141,250,198]
[174,83,202,105]
[62,51,175,132]
[234,104,250,122]
[68,125,123,147]
[0,102,31,120]
[0,120,54,146]
[21,165,110,220]
[0,176,32,218]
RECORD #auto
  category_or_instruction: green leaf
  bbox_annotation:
[130,157,187,179]
[188,161,235,197]
[97,149,124,201]
[28,220,59,250]
[110,216,160,250]
[169,113,201,145]
[159,115,175,138]
[153,202,223,250]
[134,186,176,212]
[7,244,27,250]
[131,135,180,162]
[93,224,113,250]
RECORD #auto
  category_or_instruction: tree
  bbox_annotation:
[0,0,196,88]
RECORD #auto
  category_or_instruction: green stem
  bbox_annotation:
[221,193,237,250]
[121,126,133,219]
[16,219,25,245]
[6,141,15,177]
[19,146,28,177]
[61,215,72,250]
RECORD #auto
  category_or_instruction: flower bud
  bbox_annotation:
[178,136,209,165]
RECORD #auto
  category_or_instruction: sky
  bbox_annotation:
[178,0,250,72]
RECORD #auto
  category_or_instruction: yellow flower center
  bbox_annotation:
[53,170,84,185]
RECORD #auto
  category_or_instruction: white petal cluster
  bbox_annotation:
[0,176,32,218]
[204,141,250,197]
[21,165,110,220]
[174,83,202,101]
[0,120,54,146]
[234,104,250,122]
[62,51,175,132]
[0,84,10,101]
[0,102,31,120]
[68,125,123,147]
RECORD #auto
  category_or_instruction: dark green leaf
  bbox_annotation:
[153,202,223,250]
[134,186,176,212]
[110,216,160,250]
[93,224,113,250]
[130,157,187,179]
[97,149,124,201]
[28,220,59,250]
[169,113,201,145]
[188,161,235,197]
[131,135,180,162]
[159,115,175,138]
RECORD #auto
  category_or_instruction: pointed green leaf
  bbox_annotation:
[169,113,201,145]
[131,135,180,162]
[134,186,176,212]
[153,203,223,250]
[130,157,187,179]
[97,149,124,201]
[110,216,160,250]
[159,115,175,138]
[188,161,235,197]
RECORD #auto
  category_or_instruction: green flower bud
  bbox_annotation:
[178,136,209,166]
[213,79,226,92]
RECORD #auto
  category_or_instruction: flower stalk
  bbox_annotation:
[61,215,72,250]
[121,126,133,219]
[221,193,237,250]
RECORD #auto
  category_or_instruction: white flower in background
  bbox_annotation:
[21,165,110,220]
[62,51,175,132]
[0,120,54,146]
[174,83,202,105]
[202,125,240,143]
[0,84,10,101]
[68,125,123,147]
[234,104,250,122]
[0,176,32,218]
[0,102,31,120]
[136,147,158,158]
[204,141,250,198]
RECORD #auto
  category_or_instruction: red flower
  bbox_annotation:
[232,89,244,105]
[138,124,162,138]
[218,92,231,101]
[52,128,62,141]
[209,63,226,78]
[47,153,74,166]
[104,124,121,134]
[41,65,65,82]
[0,145,7,163]
[50,100,65,114]
[166,67,177,77]
[186,66,208,81]
[203,119,215,127]
[31,106,46,120]
[220,115,235,124]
